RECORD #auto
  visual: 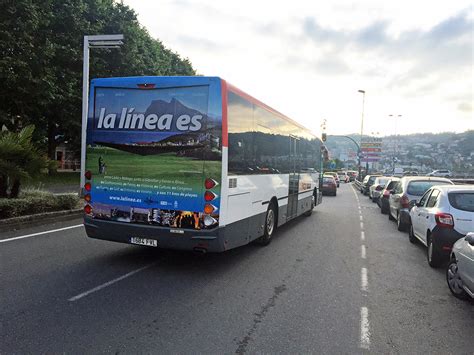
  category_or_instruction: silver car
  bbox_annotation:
[447,232,474,300]
[369,176,390,202]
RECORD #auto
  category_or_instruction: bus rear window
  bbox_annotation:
[448,193,474,212]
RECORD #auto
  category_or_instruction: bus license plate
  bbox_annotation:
[130,237,157,247]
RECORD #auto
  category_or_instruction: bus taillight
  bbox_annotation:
[84,204,92,214]
[205,178,218,190]
[204,191,217,201]
[84,194,91,202]
[84,182,91,192]
[203,215,217,227]
[85,170,92,180]
[204,203,216,214]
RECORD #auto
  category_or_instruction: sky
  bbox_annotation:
[123,0,473,137]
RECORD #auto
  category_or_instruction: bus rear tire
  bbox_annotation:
[304,196,315,217]
[256,203,277,246]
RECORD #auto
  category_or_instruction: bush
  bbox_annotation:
[0,190,80,219]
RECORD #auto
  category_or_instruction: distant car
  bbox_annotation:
[409,185,474,267]
[347,171,358,182]
[321,176,337,196]
[447,232,474,300]
[360,175,382,195]
[337,172,349,183]
[388,176,454,231]
[428,170,452,178]
[325,172,340,187]
[378,177,400,214]
[369,176,390,202]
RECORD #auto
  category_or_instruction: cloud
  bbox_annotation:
[457,102,472,113]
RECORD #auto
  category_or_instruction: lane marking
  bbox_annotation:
[359,215,363,222]
[361,267,368,292]
[360,222,364,230]
[0,224,83,243]
[361,231,365,241]
[360,307,371,349]
[361,245,366,259]
[68,262,156,302]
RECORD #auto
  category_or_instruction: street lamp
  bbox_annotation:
[389,114,402,173]
[358,89,365,179]
[80,34,124,193]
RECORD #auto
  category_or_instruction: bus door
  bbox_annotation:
[287,135,299,220]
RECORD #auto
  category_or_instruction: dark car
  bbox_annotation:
[377,177,400,214]
[322,176,337,196]
[388,176,454,231]
[360,175,382,195]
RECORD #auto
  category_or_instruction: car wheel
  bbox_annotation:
[397,213,407,231]
[256,203,276,246]
[427,236,442,268]
[408,225,417,244]
[372,197,377,203]
[446,258,468,300]
[388,210,395,221]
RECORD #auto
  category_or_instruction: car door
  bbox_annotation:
[457,236,474,293]
[413,189,432,240]
[421,189,440,244]
[389,182,402,218]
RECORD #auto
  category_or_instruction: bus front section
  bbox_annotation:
[83,76,225,252]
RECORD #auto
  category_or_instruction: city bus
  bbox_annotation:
[83,76,323,252]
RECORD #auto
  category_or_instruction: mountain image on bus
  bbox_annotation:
[83,76,323,252]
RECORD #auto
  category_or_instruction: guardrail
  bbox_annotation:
[451,179,474,185]
[353,180,363,189]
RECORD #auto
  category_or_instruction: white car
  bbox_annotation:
[409,185,474,267]
[447,233,474,300]
[428,169,452,177]
[369,176,390,202]
[337,172,349,183]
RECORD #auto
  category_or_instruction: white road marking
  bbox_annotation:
[360,222,364,230]
[361,245,367,259]
[68,262,156,302]
[359,215,363,221]
[361,231,365,241]
[360,307,371,349]
[361,267,368,292]
[0,224,83,243]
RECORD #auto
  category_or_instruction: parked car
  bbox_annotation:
[388,176,453,231]
[325,172,340,187]
[409,185,474,267]
[447,232,474,300]
[369,176,391,202]
[338,172,349,183]
[360,174,382,195]
[347,171,358,182]
[428,169,452,178]
[378,177,400,214]
[321,175,337,196]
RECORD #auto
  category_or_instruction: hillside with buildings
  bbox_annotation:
[325,130,474,175]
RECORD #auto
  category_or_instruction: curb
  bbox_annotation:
[0,209,83,233]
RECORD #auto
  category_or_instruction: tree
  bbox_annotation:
[0,0,196,164]
[0,125,51,198]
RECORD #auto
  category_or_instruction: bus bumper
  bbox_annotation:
[84,216,228,253]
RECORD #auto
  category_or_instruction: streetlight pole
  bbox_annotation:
[358,89,365,179]
[80,34,124,194]
[389,114,402,173]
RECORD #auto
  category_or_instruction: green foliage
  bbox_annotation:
[0,0,196,158]
[0,190,79,219]
[0,125,50,197]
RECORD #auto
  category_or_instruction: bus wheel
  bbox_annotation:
[304,195,315,217]
[257,203,276,246]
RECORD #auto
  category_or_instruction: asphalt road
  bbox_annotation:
[1,184,473,354]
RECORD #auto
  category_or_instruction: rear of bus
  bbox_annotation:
[83,76,225,252]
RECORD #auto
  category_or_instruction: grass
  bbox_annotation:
[25,171,80,189]
[86,146,221,190]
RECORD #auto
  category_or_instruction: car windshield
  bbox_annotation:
[448,192,474,212]
[407,180,451,196]
[323,177,333,183]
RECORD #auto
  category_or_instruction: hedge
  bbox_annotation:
[0,190,80,219]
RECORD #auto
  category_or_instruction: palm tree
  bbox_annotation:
[0,125,50,198]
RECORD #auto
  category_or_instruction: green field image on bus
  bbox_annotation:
[86,146,221,189]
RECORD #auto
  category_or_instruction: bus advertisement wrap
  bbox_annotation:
[85,84,222,229]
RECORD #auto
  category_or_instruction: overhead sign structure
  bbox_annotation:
[360,137,383,163]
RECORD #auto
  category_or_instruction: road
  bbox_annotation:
[1,184,473,354]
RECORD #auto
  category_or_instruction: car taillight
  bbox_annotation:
[383,190,390,197]
[205,178,218,190]
[376,185,383,191]
[400,194,410,208]
[435,213,454,228]
[204,191,217,201]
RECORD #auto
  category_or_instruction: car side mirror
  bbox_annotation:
[409,200,417,208]
[465,233,474,246]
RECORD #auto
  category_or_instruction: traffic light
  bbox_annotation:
[322,133,327,142]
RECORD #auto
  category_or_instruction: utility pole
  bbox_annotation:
[358,90,365,179]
